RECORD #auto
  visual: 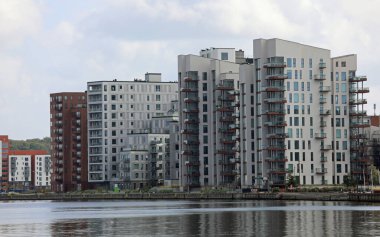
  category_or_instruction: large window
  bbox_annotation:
[221,52,228,60]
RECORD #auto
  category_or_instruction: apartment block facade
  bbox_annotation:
[8,150,51,191]
[87,73,178,187]
[178,39,369,189]
[50,92,89,192]
[0,135,9,191]
[178,50,242,189]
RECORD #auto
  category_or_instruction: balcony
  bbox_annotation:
[264,121,287,127]
[216,82,234,90]
[265,145,287,151]
[319,109,331,116]
[263,61,286,68]
[184,97,199,103]
[265,74,288,80]
[184,77,199,82]
[349,76,367,82]
[319,97,327,104]
[319,86,331,92]
[314,74,326,80]
[350,121,370,128]
[262,85,286,92]
[266,133,288,139]
[268,168,288,174]
[181,129,198,134]
[319,62,326,69]
[183,140,200,145]
[264,98,287,104]
[265,156,287,162]
[349,99,367,105]
[180,88,198,93]
[183,108,199,113]
[315,168,327,174]
[315,133,327,139]
[228,90,240,96]
[263,109,286,116]
[320,145,332,151]
[184,118,199,124]
[350,87,370,93]
[320,156,328,162]
[349,110,367,116]
[216,106,233,112]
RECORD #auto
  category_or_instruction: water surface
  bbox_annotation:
[0,200,379,236]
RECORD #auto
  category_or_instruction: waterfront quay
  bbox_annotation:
[1,192,379,202]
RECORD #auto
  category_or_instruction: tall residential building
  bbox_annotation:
[50,92,89,192]
[0,135,9,191]
[87,73,178,187]
[178,49,242,189]
[178,39,369,189]
[8,150,51,191]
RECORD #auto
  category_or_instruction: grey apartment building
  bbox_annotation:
[178,39,369,190]
[87,73,178,187]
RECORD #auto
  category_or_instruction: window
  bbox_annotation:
[341,61,346,67]
[294,82,299,91]
[203,104,207,112]
[156,95,161,101]
[294,93,299,103]
[342,84,347,92]
[293,58,296,67]
[337,164,342,173]
[341,72,347,81]
[307,82,310,91]
[287,70,292,79]
[294,105,299,114]
[203,125,208,133]
[155,85,161,92]
[203,146,208,154]
[335,72,339,81]
[309,70,312,80]
[342,95,347,104]
[203,114,207,122]
[111,85,116,91]
[202,72,207,81]
[202,83,207,91]
[295,70,298,79]
[156,104,161,110]
[301,58,304,68]
[336,129,341,138]
[309,58,312,68]
[221,52,228,60]
[203,93,207,101]
[287,58,292,67]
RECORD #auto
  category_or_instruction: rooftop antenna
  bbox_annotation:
[375,104,377,116]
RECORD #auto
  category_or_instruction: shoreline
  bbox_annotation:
[0,192,379,202]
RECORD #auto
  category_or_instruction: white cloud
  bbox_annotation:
[0,0,42,49]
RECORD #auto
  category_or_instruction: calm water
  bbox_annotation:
[0,200,380,236]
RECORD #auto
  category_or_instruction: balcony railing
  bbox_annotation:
[319,86,331,92]
[314,74,326,80]
[315,168,327,174]
[315,133,327,139]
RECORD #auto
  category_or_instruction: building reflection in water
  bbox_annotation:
[1,200,380,236]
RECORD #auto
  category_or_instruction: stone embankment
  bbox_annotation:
[1,192,380,202]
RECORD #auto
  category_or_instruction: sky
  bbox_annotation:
[1,0,380,140]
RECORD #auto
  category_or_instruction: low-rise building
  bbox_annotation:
[8,150,51,191]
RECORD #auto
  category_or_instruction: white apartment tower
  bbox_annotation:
[87,73,178,186]
[178,39,369,189]
[178,48,242,189]
[241,39,368,187]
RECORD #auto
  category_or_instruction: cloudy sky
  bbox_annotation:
[1,0,380,139]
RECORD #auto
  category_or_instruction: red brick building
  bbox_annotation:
[50,92,89,192]
[0,135,10,191]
